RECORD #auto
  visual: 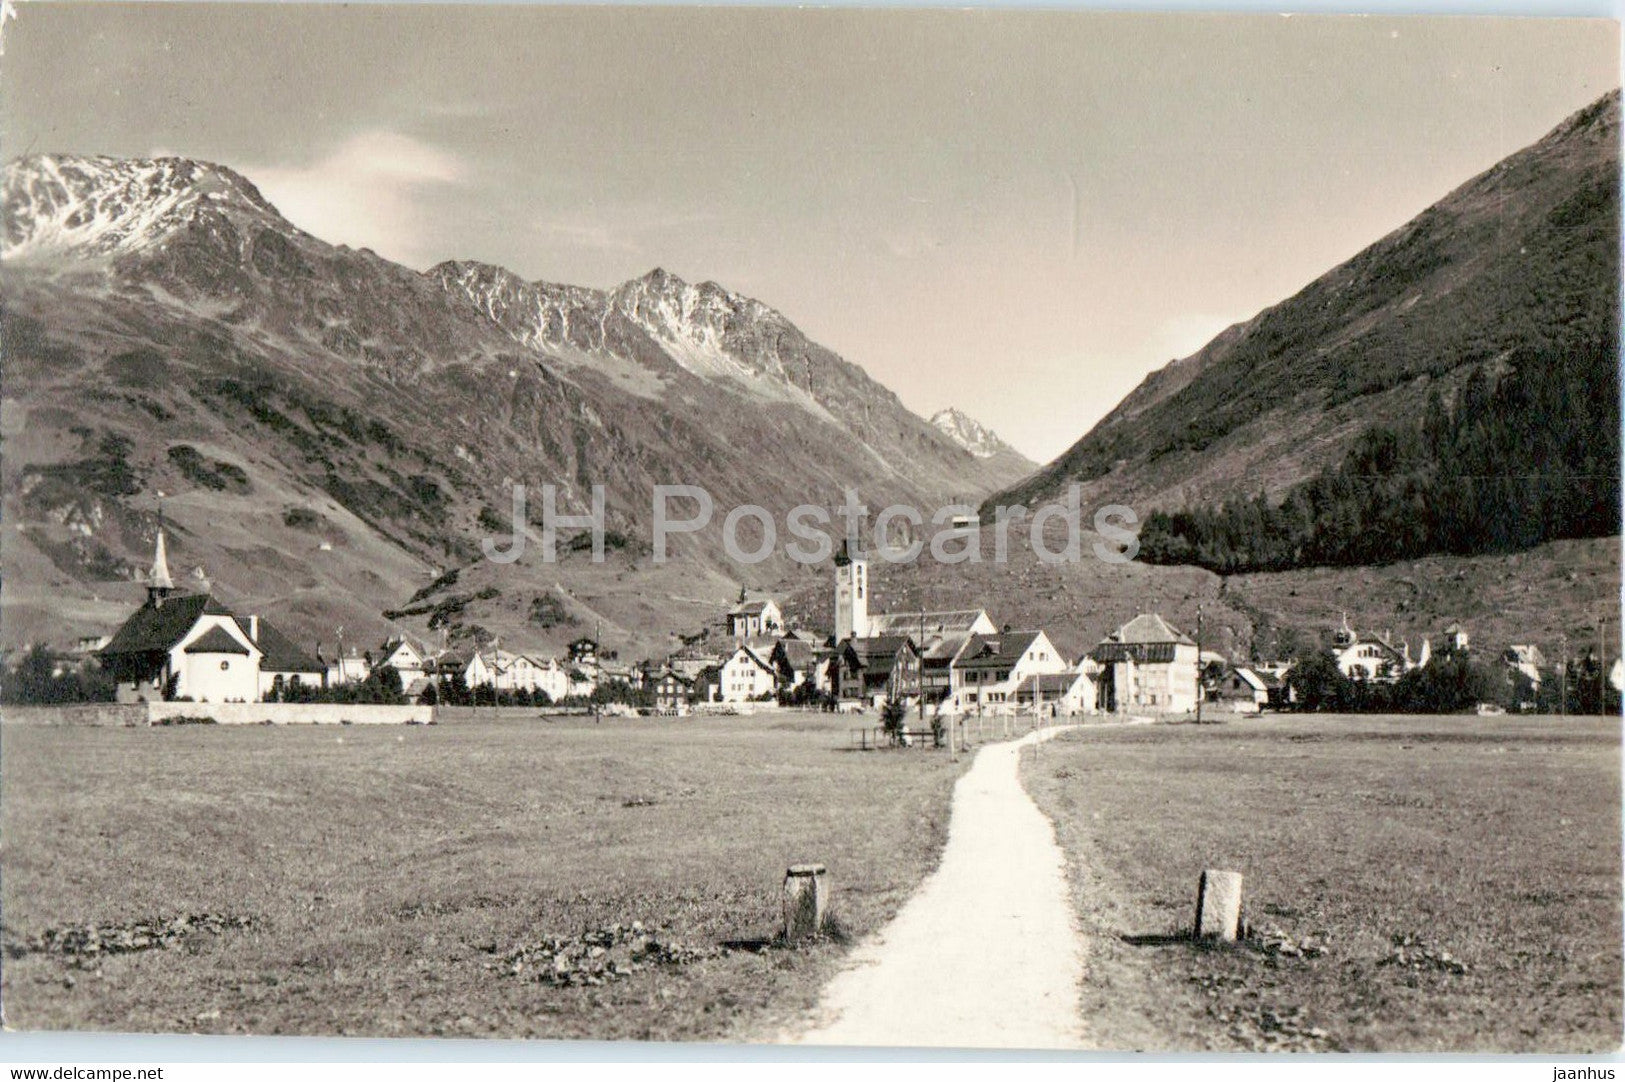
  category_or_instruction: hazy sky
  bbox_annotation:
[4,5,1617,461]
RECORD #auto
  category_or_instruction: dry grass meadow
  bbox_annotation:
[1,710,968,1042]
[1024,713,1623,1053]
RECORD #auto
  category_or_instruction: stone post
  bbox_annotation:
[783,863,829,942]
[1194,869,1243,941]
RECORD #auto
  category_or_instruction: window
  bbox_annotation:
[220,660,230,670]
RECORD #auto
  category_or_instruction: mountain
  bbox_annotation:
[928,407,1032,473]
[1,153,1031,657]
[993,90,1622,522]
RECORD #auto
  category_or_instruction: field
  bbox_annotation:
[1023,713,1623,1053]
[1,710,968,1041]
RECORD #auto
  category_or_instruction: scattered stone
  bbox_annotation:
[11,913,255,959]
[1379,934,1468,975]
[1246,923,1331,960]
[490,922,722,988]
[1209,1000,1338,1051]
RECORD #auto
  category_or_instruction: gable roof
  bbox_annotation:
[724,645,775,674]
[953,631,1044,670]
[381,637,424,662]
[773,638,817,670]
[919,631,976,666]
[101,593,234,657]
[1335,635,1406,660]
[1014,672,1090,697]
[867,610,990,636]
[1231,666,1270,692]
[1114,614,1195,646]
[252,620,324,673]
[844,635,916,667]
[183,624,251,655]
[1090,614,1197,664]
[729,598,778,616]
[1504,644,1546,666]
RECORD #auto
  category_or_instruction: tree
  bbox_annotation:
[880,697,908,745]
[361,663,406,705]
[1286,650,1357,712]
[1,647,115,705]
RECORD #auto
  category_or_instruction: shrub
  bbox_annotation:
[880,698,908,744]
[282,506,322,530]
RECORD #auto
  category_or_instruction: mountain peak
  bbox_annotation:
[930,408,1021,461]
[990,88,1621,514]
[3,153,280,262]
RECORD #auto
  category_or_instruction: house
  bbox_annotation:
[598,660,639,695]
[324,647,370,687]
[770,636,821,691]
[464,643,494,685]
[99,531,316,703]
[1211,665,1271,714]
[475,649,569,701]
[718,644,777,702]
[668,644,722,680]
[835,635,920,705]
[251,617,326,699]
[1090,613,1201,714]
[566,636,600,671]
[1330,615,1411,683]
[727,597,783,639]
[692,663,723,704]
[1013,668,1096,716]
[914,631,975,705]
[1503,645,1546,689]
[374,636,427,685]
[530,655,571,702]
[1442,622,1471,653]
[651,668,694,712]
[950,630,1069,713]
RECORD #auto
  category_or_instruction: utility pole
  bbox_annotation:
[918,607,926,724]
[1195,604,1205,725]
[1598,604,1608,714]
[1560,632,1569,719]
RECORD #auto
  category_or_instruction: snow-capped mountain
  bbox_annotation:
[430,260,927,422]
[930,407,1020,461]
[1,150,1038,654]
[3,154,283,262]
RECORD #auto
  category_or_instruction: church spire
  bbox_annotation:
[148,528,174,604]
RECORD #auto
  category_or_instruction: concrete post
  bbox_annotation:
[783,863,829,942]
[1194,869,1243,941]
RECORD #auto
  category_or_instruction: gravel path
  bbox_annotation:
[787,725,1088,1050]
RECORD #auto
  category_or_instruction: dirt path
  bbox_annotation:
[786,725,1088,1050]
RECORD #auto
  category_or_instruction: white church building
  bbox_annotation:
[99,531,325,703]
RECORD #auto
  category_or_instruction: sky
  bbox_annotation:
[3,5,1618,462]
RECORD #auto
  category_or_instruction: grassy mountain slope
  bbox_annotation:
[1,155,1028,658]
[993,90,1621,517]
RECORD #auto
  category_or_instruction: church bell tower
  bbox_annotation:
[147,529,175,607]
[834,540,869,642]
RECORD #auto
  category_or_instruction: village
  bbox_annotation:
[41,528,1621,725]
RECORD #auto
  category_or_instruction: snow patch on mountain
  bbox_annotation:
[3,154,277,263]
[930,408,1016,460]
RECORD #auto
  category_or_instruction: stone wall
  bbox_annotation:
[1,704,149,727]
[3,703,435,726]
[147,702,435,725]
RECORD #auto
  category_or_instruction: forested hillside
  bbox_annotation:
[1136,339,1620,573]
